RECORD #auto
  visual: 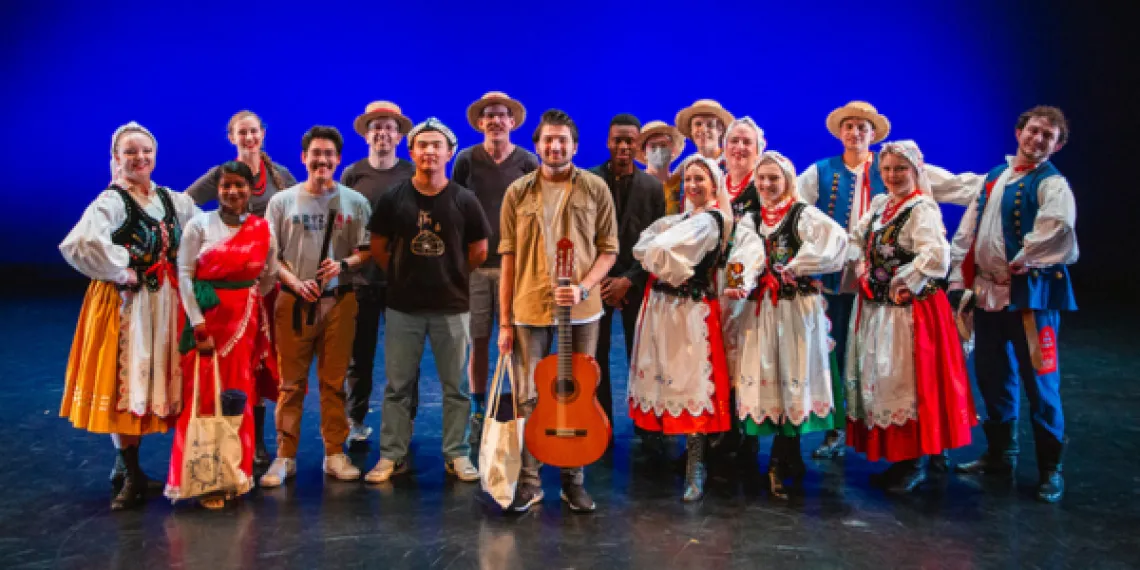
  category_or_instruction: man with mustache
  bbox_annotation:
[340,101,417,444]
[365,118,490,484]
[451,92,538,458]
[588,114,665,428]
[949,106,1078,503]
[261,126,373,487]
[498,109,619,513]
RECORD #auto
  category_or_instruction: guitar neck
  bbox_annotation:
[557,276,572,380]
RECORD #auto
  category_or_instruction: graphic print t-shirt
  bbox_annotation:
[265,184,372,291]
[369,180,491,314]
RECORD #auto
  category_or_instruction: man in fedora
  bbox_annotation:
[452,92,538,458]
[637,120,687,215]
[675,99,735,169]
[340,101,417,443]
[588,113,665,428]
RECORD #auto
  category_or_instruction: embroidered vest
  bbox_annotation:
[974,162,1077,311]
[814,155,886,292]
[862,203,939,306]
[110,185,182,292]
[749,202,819,301]
[652,210,725,301]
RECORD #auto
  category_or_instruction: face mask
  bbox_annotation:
[647,147,672,168]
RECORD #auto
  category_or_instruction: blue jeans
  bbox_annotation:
[379,309,471,462]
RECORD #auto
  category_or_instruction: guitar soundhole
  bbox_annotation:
[553,378,579,403]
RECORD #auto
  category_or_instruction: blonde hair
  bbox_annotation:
[109,121,157,178]
[678,154,734,248]
[227,110,287,191]
[754,151,801,203]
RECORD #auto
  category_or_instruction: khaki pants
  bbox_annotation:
[274,291,358,458]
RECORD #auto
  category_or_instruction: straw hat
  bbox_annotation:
[467,91,527,131]
[674,99,735,139]
[635,120,686,166]
[353,101,413,137]
[825,101,891,144]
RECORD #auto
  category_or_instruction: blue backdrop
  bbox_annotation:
[3,0,1033,271]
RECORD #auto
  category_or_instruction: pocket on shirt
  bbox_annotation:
[569,195,597,230]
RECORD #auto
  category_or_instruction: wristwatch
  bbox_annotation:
[338,259,350,272]
[578,284,589,300]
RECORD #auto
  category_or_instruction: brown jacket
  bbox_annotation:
[498,167,619,326]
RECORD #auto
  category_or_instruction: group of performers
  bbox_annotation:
[58,95,1078,514]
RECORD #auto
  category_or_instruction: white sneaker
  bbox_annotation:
[323,453,361,481]
[259,457,296,488]
[446,456,479,482]
[364,458,407,484]
[348,421,373,442]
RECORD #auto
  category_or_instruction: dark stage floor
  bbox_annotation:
[1,292,1138,569]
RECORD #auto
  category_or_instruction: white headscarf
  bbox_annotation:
[724,116,765,148]
[110,121,157,179]
[754,150,802,203]
[678,154,734,248]
[878,139,932,196]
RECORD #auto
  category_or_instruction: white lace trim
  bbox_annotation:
[628,296,716,419]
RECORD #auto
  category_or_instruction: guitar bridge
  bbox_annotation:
[545,429,588,438]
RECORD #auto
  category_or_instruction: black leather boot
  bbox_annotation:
[886,457,928,495]
[1034,427,1065,503]
[109,445,163,496]
[767,436,789,500]
[785,435,806,482]
[955,421,1017,478]
[110,446,146,511]
[811,429,846,459]
[254,405,270,468]
[682,434,707,502]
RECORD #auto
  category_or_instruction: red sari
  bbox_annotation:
[166,216,277,498]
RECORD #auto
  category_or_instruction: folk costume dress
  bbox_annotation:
[59,183,200,435]
[628,209,732,435]
[845,192,976,462]
[726,198,849,437]
[165,212,279,499]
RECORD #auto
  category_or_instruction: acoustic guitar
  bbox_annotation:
[523,237,612,468]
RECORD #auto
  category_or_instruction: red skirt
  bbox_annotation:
[846,290,976,462]
[631,297,732,435]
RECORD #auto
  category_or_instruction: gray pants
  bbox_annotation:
[380,309,471,462]
[513,322,600,487]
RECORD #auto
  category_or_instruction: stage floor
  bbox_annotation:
[1,292,1137,569]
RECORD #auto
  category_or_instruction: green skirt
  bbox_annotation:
[742,347,846,436]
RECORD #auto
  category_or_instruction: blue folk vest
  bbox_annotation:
[974,162,1077,311]
[813,155,887,293]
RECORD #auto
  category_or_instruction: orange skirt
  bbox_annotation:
[60,280,171,435]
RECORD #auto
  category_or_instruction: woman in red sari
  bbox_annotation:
[167,161,278,508]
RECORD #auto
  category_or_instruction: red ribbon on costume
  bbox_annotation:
[961,179,998,289]
[880,189,922,225]
[1012,162,1038,174]
[754,271,781,313]
[145,258,178,289]
[858,158,873,221]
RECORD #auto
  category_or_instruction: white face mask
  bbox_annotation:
[647,147,672,169]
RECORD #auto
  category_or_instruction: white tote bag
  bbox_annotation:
[172,355,251,501]
[479,353,524,510]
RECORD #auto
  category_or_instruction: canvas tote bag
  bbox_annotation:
[479,352,524,509]
[173,355,250,501]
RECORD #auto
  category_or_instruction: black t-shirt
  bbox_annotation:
[369,180,491,314]
[451,145,539,268]
[341,158,416,287]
